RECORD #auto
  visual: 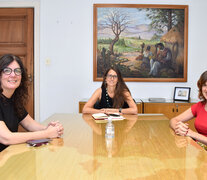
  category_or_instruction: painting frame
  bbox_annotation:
[93,4,188,82]
[173,87,191,101]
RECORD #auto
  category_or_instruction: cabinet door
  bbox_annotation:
[174,103,192,115]
[176,103,196,131]
[144,103,175,119]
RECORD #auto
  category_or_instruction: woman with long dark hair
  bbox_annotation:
[0,54,63,151]
[82,67,137,114]
[170,71,207,149]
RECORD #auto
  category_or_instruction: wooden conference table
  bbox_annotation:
[0,113,206,180]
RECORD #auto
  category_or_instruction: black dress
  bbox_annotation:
[0,95,28,151]
[94,87,129,109]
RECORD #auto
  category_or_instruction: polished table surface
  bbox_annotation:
[0,113,207,180]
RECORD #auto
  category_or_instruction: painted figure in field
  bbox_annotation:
[143,46,153,62]
[149,43,172,76]
[138,45,154,69]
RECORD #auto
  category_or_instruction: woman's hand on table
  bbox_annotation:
[175,121,189,136]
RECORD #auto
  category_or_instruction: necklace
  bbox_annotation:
[105,88,112,108]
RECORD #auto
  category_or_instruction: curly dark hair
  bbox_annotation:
[197,70,207,103]
[101,67,130,108]
[0,54,28,117]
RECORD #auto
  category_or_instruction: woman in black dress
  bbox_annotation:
[0,54,64,151]
[82,67,137,114]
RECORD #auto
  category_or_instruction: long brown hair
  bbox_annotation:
[101,67,130,108]
[0,54,28,117]
[197,70,207,103]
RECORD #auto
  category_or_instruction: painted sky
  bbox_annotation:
[97,8,151,27]
[97,7,161,39]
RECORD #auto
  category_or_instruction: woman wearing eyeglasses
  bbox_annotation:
[82,67,137,114]
[0,54,64,152]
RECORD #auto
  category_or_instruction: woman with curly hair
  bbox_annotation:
[0,54,63,151]
[170,70,207,148]
[82,67,137,114]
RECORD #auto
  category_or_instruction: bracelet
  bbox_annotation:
[119,108,122,113]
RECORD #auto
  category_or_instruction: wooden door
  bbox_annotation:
[0,8,34,117]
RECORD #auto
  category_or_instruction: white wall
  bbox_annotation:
[1,0,206,121]
[39,0,207,121]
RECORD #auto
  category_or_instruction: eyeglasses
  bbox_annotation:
[3,67,22,76]
[107,74,118,79]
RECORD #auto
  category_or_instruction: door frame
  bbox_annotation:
[0,1,40,122]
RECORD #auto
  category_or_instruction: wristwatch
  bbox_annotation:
[119,108,122,113]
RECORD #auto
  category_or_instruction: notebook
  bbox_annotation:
[92,113,125,123]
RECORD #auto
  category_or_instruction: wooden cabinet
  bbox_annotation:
[143,100,197,131]
[144,102,195,119]
[79,99,143,113]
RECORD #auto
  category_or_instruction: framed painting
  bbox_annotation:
[173,87,191,101]
[93,4,188,82]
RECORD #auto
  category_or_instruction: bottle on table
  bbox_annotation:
[105,116,115,157]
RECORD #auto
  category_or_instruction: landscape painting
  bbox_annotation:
[93,4,188,82]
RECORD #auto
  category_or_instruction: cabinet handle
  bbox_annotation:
[176,108,178,112]
[172,108,174,112]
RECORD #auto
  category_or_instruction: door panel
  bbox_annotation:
[0,8,34,131]
[144,103,175,119]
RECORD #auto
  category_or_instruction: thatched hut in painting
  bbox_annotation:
[161,25,185,74]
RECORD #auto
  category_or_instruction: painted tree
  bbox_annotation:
[101,9,130,55]
[138,8,184,33]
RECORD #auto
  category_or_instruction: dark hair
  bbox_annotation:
[197,71,207,103]
[146,46,151,51]
[0,54,28,117]
[101,67,130,108]
[156,43,164,50]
